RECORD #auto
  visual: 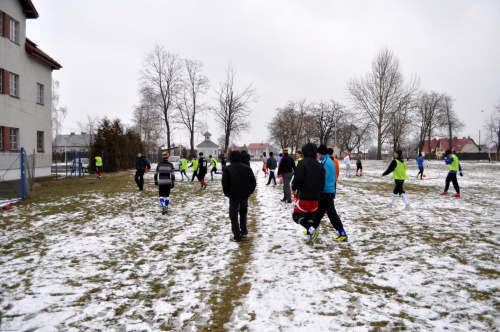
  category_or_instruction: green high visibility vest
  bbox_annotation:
[295,157,302,166]
[448,155,460,172]
[192,159,199,171]
[393,159,407,180]
[210,158,218,167]
[181,158,188,170]
[95,156,103,166]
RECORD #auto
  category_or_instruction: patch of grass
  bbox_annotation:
[200,186,259,332]
[115,303,128,316]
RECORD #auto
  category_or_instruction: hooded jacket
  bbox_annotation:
[240,150,251,166]
[292,143,325,201]
[222,151,256,199]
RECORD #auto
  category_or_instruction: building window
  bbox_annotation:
[10,128,19,150]
[37,83,44,104]
[37,131,44,152]
[10,18,20,43]
[0,12,3,37]
[9,73,19,97]
[0,69,3,93]
[0,127,3,150]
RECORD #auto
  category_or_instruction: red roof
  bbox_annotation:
[248,143,269,150]
[422,139,440,153]
[442,137,477,152]
[423,137,477,153]
[230,146,243,152]
[25,38,62,70]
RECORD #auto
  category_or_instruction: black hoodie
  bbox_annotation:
[222,151,256,199]
[292,143,325,201]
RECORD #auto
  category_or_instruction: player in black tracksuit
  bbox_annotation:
[135,152,151,192]
[197,152,208,189]
[154,152,175,214]
[222,151,256,242]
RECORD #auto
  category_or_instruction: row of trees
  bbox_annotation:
[268,48,466,159]
[134,45,257,157]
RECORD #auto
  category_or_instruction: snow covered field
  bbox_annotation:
[1,160,499,331]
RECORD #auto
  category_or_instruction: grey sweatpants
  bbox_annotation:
[282,172,293,202]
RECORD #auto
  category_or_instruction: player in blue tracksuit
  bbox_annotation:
[416,153,424,179]
[310,144,348,244]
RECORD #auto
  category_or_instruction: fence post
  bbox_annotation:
[21,147,26,200]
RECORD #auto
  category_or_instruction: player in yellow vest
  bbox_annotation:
[95,156,103,179]
[382,149,411,209]
[440,149,462,197]
[180,156,189,181]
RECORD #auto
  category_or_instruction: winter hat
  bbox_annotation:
[327,148,334,155]
[317,144,328,156]
[162,151,169,160]
[445,149,452,156]
[283,148,289,154]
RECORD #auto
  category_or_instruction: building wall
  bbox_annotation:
[198,147,219,158]
[0,0,53,173]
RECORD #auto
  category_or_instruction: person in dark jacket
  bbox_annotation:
[222,151,257,242]
[197,152,208,189]
[241,150,251,166]
[277,147,295,203]
[221,153,227,172]
[310,144,348,244]
[135,152,151,192]
[292,143,325,237]
[154,151,175,215]
[382,149,411,208]
[266,152,278,186]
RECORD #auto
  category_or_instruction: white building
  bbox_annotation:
[0,0,62,177]
[196,132,219,158]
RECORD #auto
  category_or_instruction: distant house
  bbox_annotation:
[1,0,62,177]
[248,143,270,160]
[422,137,480,156]
[53,132,94,155]
[196,132,219,158]
[228,144,247,153]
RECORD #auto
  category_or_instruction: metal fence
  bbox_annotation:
[0,148,35,205]
[52,151,91,178]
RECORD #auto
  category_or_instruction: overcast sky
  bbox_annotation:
[26,0,500,148]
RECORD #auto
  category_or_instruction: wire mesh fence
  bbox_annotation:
[0,148,35,205]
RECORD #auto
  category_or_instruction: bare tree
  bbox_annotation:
[213,64,257,154]
[76,113,99,150]
[312,100,345,146]
[483,101,500,158]
[140,45,183,154]
[337,109,372,155]
[415,91,444,157]
[439,94,465,151]
[52,80,67,141]
[133,85,164,154]
[388,99,413,151]
[347,48,419,159]
[177,59,210,156]
[268,105,295,150]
